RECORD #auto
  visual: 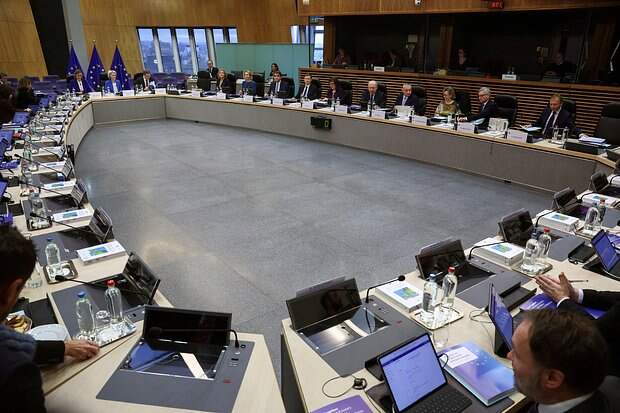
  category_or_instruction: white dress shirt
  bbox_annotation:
[538,392,594,413]
[275,81,281,93]
[77,80,84,92]
[301,85,309,98]
[556,288,584,307]
[112,81,118,94]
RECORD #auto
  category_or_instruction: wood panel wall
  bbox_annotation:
[300,67,620,135]
[0,0,47,78]
[79,0,306,75]
[298,0,620,16]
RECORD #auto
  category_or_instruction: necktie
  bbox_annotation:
[303,86,308,98]
[481,102,486,112]
[276,82,280,93]
[544,111,557,136]
[78,81,82,92]
[402,95,407,106]
[370,94,374,104]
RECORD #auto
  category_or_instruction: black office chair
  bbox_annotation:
[594,102,620,145]
[282,77,295,98]
[563,98,577,124]
[197,70,209,79]
[455,90,471,116]
[310,79,321,95]
[197,78,211,91]
[413,86,427,115]
[377,83,387,98]
[338,80,352,92]
[495,94,518,126]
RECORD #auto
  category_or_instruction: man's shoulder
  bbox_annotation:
[0,327,37,385]
[568,391,620,413]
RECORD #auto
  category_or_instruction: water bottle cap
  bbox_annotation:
[78,291,86,298]
[46,237,53,242]
[448,266,455,273]
[107,279,115,287]
[544,227,550,233]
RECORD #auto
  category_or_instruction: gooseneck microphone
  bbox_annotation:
[13,154,68,178]
[54,275,151,298]
[24,139,65,159]
[20,179,71,197]
[29,211,101,240]
[365,274,406,303]
[148,326,240,348]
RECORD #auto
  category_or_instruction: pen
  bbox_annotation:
[568,279,588,283]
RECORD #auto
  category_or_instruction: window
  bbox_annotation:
[291,25,308,44]
[157,28,176,73]
[137,28,158,73]
[194,29,210,70]
[228,28,238,44]
[310,25,324,64]
[213,28,225,44]
[175,28,193,74]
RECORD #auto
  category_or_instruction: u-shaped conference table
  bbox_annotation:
[15,92,619,413]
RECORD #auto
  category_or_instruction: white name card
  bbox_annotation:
[53,208,92,223]
[373,66,385,72]
[191,90,202,97]
[507,129,529,143]
[272,98,285,106]
[302,101,315,110]
[243,95,254,103]
[457,122,476,133]
[413,115,428,125]
[124,90,135,96]
[502,74,518,81]
[216,92,227,100]
[155,88,166,95]
[335,105,349,113]
[371,110,386,120]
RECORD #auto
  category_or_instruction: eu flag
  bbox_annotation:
[110,45,132,90]
[87,44,105,90]
[66,44,84,77]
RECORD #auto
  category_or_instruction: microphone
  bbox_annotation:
[148,326,240,348]
[534,207,561,228]
[24,138,65,159]
[365,274,406,303]
[54,275,152,299]
[13,154,67,178]
[19,179,71,197]
[29,211,100,240]
[468,241,506,260]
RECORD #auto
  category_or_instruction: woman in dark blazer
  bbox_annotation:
[13,77,37,109]
[0,84,16,124]
[69,69,93,94]
[216,69,233,94]
[326,77,350,106]
[241,70,256,96]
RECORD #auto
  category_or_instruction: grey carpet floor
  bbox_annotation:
[75,119,550,383]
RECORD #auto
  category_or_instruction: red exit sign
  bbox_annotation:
[489,1,504,8]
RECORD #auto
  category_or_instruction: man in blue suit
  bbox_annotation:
[104,70,122,95]
[533,94,576,138]
[69,69,92,94]
[268,71,289,98]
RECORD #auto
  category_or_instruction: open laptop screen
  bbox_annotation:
[379,334,446,412]
[591,230,620,272]
[488,284,513,350]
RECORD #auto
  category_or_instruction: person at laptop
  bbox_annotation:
[0,226,99,412]
[459,86,497,129]
[530,94,576,138]
[536,272,619,377]
[508,309,617,413]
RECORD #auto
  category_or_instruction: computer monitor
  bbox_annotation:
[591,172,609,193]
[121,252,160,305]
[552,187,578,210]
[378,334,447,413]
[286,278,361,331]
[591,230,620,272]
[88,207,113,242]
[415,239,466,279]
[498,209,534,248]
[488,284,514,351]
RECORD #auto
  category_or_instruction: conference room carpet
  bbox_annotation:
[76,119,550,382]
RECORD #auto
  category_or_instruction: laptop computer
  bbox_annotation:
[590,171,620,197]
[588,230,620,279]
[378,333,472,413]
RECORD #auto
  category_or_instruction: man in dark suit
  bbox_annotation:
[0,226,99,412]
[532,94,575,138]
[392,83,418,109]
[206,60,219,79]
[536,272,619,377]
[508,309,618,413]
[295,75,319,101]
[460,86,497,129]
[268,71,289,98]
[360,80,386,110]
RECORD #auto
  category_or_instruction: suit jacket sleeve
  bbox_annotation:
[533,108,548,128]
[295,86,302,100]
[377,91,387,107]
[308,85,319,100]
[582,290,620,311]
[393,93,403,108]
[3,362,47,413]
[34,340,65,365]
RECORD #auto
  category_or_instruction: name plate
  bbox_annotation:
[373,66,385,72]
[507,129,529,143]
[370,110,386,120]
[154,88,166,95]
[335,104,349,113]
[272,98,285,106]
[52,208,92,223]
[502,74,518,81]
[243,95,254,103]
[413,115,428,125]
[124,90,135,96]
[302,101,315,110]
[191,90,202,97]
[457,122,476,133]
[77,240,126,263]
[216,92,227,100]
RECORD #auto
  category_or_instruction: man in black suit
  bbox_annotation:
[460,86,497,129]
[536,272,619,377]
[268,71,289,98]
[295,75,319,101]
[392,83,418,109]
[532,94,575,138]
[206,60,219,79]
[508,309,618,413]
[360,80,386,110]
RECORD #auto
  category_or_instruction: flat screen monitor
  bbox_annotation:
[488,284,514,351]
[553,187,577,210]
[498,209,534,248]
[416,239,466,279]
[89,207,113,242]
[286,278,361,331]
[591,230,620,272]
[591,172,609,193]
[122,252,160,305]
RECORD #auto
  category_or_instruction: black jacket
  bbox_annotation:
[326,88,351,106]
[206,67,219,79]
[393,93,419,109]
[14,88,37,110]
[533,107,575,137]
[216,78,234,94]
[0,98,16,124]
[268,80,290,98]
[360,89,386,109]
[295,84,319,100]
[559,290,620,377]
[527,390,620,413]
[467,100,498,129]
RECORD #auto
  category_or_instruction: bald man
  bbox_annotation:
[360,80,386,110]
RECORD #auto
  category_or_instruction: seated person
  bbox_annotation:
[215,69,233,94]
[268,63,280,81]
[435,86,460,116]
[509,309,619,412]
[69,69,92,94]
[360,80,386,110]
[393,83,418,109]
[138,70,156,91]
[536,272,619,377]
[0,84,16,124]
[460,87,497,129]
[0,226,99,412]
[0,72,9,87]
[332,48,351,66]
[267,71,288,98]
[295,75,319,101]
[544,52,575,79]
[13,77,38,109]
[241,70,257,96]
[454,48,471,71]
[206,60,218,79]
[104,70,122,95]
[531,94,575,138]
[326,77,350,106]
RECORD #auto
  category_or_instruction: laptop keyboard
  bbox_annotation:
[406,385,471,413]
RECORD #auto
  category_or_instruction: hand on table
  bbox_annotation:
[535,272,577,303]
[64,340,99,361]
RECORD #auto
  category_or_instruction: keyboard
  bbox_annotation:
[406,385,471,413]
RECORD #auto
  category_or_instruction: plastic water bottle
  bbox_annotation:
[538,228,552,262]
[44,238,63,280]
[597,199,607,224]
[29,192,46,219]
[422,273,440,324]
[583,200,601,233]
[442,266,458,311]
[104,280,123,324]
[409,106,414,122]
[521,232,542,274]
[75,291,95,340]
